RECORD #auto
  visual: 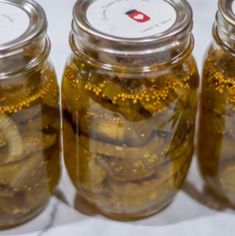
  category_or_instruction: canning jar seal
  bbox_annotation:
[71,0,194,70]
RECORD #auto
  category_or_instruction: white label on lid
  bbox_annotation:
[0,3,29,45]
[86,0,177,39]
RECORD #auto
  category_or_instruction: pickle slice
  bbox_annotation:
[0,131,57,162]
[0,187,15,198]
[10,104,42,124]
[62,65,89,111]
[79,132,169,160]
[202,92,227,117]
[219,160,235,205]
[0,115,23,164]
[12,148,59,192]
[21,132,57,155]
[0,146,59,193]
[97,153,161,182]
[79,102,153,146]
[86,76,153,121]
[10,152,45,189]
[109,174,175,211]
[0,152,43,189]
[202,109,225,134]
[78,131,191,184]
[0,74,37,107]
[19,108,60,132]
[78,130,173,182]
[108,153,191,211]
[78,144,107,194]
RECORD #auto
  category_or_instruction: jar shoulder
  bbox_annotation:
[63,53,199,82]
[203,42,235,76]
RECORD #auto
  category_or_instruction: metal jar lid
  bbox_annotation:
[71,0,194,69]
[72,0,193,48]
[0,0,47,54]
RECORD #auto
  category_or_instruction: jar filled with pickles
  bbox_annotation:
[0,0,61,228]
[198,0,235,206]
[63,0,199,219]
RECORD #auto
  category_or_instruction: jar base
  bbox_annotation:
[75,193,173,221]
[201,184,235,210]
[97,201,172,221]
[0,203,47,230]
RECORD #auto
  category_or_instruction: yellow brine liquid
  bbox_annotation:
[197,0,235,207]
[62,53,198,219]
[0,0,61,228]
[198,47,235,206]
[63,0,199,219]
[0,64,60,228]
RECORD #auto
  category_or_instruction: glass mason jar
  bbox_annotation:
[198,0,235,206]
[0,0,60,228]
[63,0,199,219]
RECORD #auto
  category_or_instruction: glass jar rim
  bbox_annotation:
[213,0,235,55]
[218,0,235,27]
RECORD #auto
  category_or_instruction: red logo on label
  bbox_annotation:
[126,9,150,23]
